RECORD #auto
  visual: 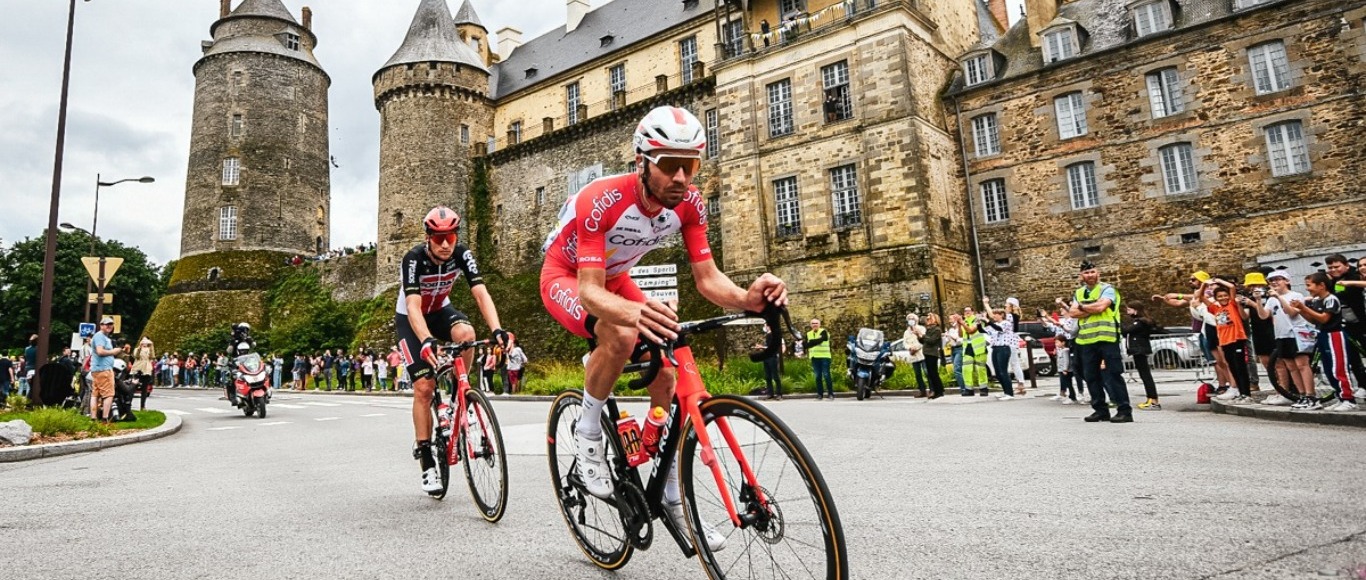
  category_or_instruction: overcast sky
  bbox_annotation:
[0,0,589,266]
[0,0,1018,267]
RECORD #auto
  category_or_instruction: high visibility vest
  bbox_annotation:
[962,316,987,355]
[806,329,831,359]
[1074,283,1121,345]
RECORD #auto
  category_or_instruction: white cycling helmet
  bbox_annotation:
[633,106,706,157]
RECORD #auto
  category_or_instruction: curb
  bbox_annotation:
[163,386,935,403]
[0,412,184,463]
[1210,398,1366,428]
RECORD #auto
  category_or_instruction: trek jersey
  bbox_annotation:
[394,243,484,315]
[542,173,713,276]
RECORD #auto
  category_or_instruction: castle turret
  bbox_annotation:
[180,0,331,257]
[454,0,493,67]
[374,0,493,277]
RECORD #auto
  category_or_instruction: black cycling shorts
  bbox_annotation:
[395,305,470,381]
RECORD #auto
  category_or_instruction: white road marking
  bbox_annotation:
[272,404,305,409]
[161,409,191,415]
[206,426,240,431]
[359,413,386,417]
[259,421,292,426]
[196,407,230,414]
[315,417,340,421]
[302,402,341,407]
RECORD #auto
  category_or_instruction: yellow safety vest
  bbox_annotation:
[962,315,987,354]
[806,329,831,359]
[1074,283,1121,345]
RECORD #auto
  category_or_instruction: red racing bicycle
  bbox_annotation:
[429,339,509,522]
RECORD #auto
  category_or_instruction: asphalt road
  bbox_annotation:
[3,377,1365,580]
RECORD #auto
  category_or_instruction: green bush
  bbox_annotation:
[0,408,166,438]
[4,394,30,413]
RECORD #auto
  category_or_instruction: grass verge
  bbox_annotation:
[0,407,167,440]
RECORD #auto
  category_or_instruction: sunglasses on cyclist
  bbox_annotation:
[428,232,457,246]
[642,153,701,177]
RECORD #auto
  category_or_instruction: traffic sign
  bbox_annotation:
[80,256,124,287]
[629,264,677,277]
[78,323,96,338]
[635,276,678,289]
[88,293,113,305]
[643,289,679,302]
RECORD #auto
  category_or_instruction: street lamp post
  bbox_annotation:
[78,174,155,321]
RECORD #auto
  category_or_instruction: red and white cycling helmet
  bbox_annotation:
[423,206,460,235]
[633,106,706,157]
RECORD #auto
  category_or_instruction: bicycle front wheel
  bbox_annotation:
[427,385,452,500]
[460,388,508,522]
[546,390,634,570]
[679,395,848,580]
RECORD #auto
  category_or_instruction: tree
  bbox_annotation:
[0,230,165,354]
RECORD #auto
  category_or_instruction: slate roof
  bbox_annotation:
[380,0,488,75]
[490,0,716,100]
[228,0,298,24]
[949,0,1254,93]
[204,0,321,69]
[454,0,483,27]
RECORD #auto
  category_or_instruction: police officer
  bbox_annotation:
[1067,261,1132,423]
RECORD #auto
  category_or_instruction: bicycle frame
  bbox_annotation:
[437,341,495,467]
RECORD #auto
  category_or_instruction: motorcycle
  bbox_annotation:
[231,348,271,418]
[846,328,894,401]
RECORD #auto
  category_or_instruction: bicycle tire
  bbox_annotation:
[428,378,452,500]
[545,390,634,570]
[460,388,509,522]
[678,395,848,580]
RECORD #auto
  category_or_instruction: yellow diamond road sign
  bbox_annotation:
[80,257,124,287]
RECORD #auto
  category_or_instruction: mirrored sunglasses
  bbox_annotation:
[428,233,457,246]
[643,153,701,177]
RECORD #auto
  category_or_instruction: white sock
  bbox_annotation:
[577,393,607,440]
[663,457,681,505]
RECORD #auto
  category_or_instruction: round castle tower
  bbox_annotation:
[181,0,331,258]
[374,0,493,278]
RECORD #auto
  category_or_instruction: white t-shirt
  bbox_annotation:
[1264,292,1306,338]
[1189,302,1217,327]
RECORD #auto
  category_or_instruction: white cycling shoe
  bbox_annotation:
[421,467,443,493]
[576,433,615,499]
[667,501,727,552]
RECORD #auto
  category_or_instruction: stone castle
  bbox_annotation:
[145,0,1366,350]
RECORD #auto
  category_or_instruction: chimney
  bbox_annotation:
[1024,0,1059,47]
[987,0,1008,32]
[302,6,312,30]
[566,0,590,33]
[497,26,522,60]
[220,0,231,19]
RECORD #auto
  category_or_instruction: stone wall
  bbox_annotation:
[374,62,493,281]
[952,0,1366,317]
[314,252,380,303]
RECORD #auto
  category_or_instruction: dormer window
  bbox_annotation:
[963,52,993,86]
[525,68,538,79]
[600,35,615,48]
[1131,1,1172,38]
[1042,26,1079,63]
[283,32,300,51]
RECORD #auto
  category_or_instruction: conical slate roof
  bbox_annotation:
[453,0,483,28]
[229,0,298,24]
[381,0,487,73]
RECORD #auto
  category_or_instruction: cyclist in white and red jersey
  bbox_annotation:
[539,106,788,551]
[398,206,510,494]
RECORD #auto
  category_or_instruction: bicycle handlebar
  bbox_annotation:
[439,339,492,357]
[625,304,796,389]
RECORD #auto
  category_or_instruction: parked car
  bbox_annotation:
[1015,320,1057,357]
[1120,326,1204,369]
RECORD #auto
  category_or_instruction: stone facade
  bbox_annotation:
[180,0,330,257]
[948,0,1366,318]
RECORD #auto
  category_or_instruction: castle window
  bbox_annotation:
[219,206,238,240]
[600,35,614,48]
[1248,40,1291,95]
[222,158,240,186]
[963,53,991,86]
[779,0,805,17]
[460,124,470,145]
[766,79,793,137]
[707,195,721,216]
[524,68,538,79]
[284,33,300,51]
[995,257,1012,269]
[680,36,699,83]
[830,164,861,228]
[1054,92,1087,139]
[509,121,522,145]
[566,82,581,126]
[774,176,802,237]
[1180,232,1202,244]
[1131,1,1171,38]
[1264,120,1310,177]
[536,187,546,206]
[1043,27,1078,63]
[981,179,1009,223]
[821,60,852,122]
[1066,162,1099,210]
[230,114,243,137]
[608,64,626,110]
[722,19,745,58]
[971,113,1000,157]
[1145,67,1184,118]
[1159,143,1198,194]
[705,108,719,159]
[1083,244,1102,257]
[232,70,244,86]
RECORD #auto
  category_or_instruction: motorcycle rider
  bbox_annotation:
[226,322,255,405]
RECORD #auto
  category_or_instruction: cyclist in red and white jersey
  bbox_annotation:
[540,106,788,551]
[398,206,510,494]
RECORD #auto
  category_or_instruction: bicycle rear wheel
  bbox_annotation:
[546,390,634,570]
[679,395,848,580]
[460,388,508,522]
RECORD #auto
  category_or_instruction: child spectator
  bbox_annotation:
[1293,272,1358,412]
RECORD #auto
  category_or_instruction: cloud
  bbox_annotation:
[0,0,584,264]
